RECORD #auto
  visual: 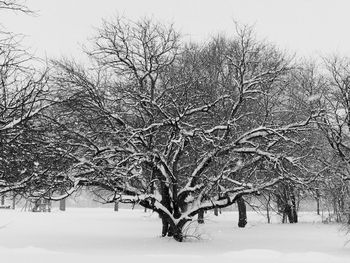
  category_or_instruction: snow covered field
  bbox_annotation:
[0,208,349,263]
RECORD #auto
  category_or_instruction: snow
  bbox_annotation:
[0,208,349,263]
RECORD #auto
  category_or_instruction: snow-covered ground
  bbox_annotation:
[0,208,349,263]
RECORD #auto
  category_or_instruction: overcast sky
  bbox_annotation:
[1,0,350,60]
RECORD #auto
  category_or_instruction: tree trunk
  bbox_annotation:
[283,204,298,223]
[114,201,119,212]
[59,199,66,211]
[291,194,298,223]
[285,204,294,223]
[173,219,187,242]
[237,196,247,228]
[161,214,186,242]
[282,212,287,223]
[12,194,15,210]
[160,213,185,242]
[291,206,298,223]
[1,195,4,206]
[153,166,186,242]
[266,194,271,224]
[161,215,171,237]
[214,207,219,216]
[277,186,298,224]
[32,200,39,212]
[315,190,320,215]
[197,209,204,224]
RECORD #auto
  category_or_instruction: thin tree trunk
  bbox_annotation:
[291,194,298,223]
[12,194,15,210]
[59,199,66,211]
[114,201,119,212]
[316,197,320,215]
[266,194,271,224]
[1,195,4,206]
[282,212,287,223]
[32,200,39,212]
[316,190,320,215]
[237,196,247,228]
[214,207,219,216]
[291,207,298,223]
[198,209,205,224]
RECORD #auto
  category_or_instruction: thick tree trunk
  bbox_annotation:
[173,219,187,242]
[160,213,185,242]
[161,215,171,237]
[197,209,205,224]
[284,204,298,223]
[152,166,187,242]
[282,193,298,224]
[277,186,298,224]
[237,196,247,228]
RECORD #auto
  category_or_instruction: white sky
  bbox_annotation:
[1,0,350,60]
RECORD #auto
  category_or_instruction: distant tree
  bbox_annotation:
[265,62,327,224]
[316,57,350,223]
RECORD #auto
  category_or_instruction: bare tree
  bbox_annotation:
[44,19,322,242]
[0,1,53,196]
[316,56,350,223]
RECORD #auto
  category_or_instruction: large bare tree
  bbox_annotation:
[44,18,321,241]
